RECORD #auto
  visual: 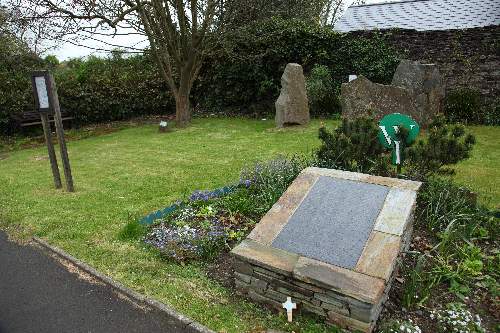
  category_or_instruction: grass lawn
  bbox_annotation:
[0,118,498,332]
[450,126,500,210]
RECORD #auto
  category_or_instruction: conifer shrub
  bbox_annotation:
[406,115,476,179]
[315,115,475,180]
[315,117,393,176]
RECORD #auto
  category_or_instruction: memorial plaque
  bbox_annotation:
[231,167,422,333]
[272,177,389,269]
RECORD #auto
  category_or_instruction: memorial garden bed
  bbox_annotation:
[137,164,497,332]
[0,118,498,332]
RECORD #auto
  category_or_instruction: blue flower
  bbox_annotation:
[240,179,252,188]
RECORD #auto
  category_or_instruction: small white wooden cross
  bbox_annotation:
[282,296,297,322]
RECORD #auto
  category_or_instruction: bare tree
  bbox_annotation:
[9,0,225,126]
[1,3,51,54]
[321,0,366,26]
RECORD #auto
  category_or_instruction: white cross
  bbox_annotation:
[282,296,297,322]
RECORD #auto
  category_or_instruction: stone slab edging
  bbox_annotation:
[33,237,214,333]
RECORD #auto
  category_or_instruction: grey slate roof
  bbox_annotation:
[334,0,500,32]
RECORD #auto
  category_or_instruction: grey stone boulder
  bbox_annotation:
[341,60,445,126]
[392,60,445,125]
[340,75,419,123]
[275,63,310,127]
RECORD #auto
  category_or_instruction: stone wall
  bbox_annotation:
[349,25,500,105]
[232,221,414,333]
[233,257,378,332]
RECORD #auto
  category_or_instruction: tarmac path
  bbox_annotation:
[0,231,191,333]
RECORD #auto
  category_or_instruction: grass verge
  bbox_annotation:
[0,118,497,332]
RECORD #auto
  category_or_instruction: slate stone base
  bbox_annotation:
[234,258,374,332]
[230,168,421,332]
[233,224,413,333]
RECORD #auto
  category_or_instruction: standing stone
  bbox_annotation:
[341,60,445,127]
[275,63,310,127]
[340,75,418,123]
[392,60,445,126]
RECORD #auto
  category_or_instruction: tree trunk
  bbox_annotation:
[175,91,191,127]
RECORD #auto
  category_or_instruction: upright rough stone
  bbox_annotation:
[341,60,445,126]
[275,63,310,127]
[340,75,418,122]
[392,60,445,126]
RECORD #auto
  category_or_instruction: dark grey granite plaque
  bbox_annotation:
[272,176,389,269]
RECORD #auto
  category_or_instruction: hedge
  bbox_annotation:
[0,33,45,134]
[55,54,174,125]
[194,18,401,114]
[0,45,174,135]
[1,18,402,135]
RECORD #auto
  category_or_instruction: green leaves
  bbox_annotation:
[306,64,340,116]
[315,117,391,175]
[445,88,482,124]
[195,18,401,112]
[406,115,476,178]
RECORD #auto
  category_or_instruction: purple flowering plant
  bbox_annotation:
[144,201,253,262]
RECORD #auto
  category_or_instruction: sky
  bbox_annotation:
[48,0,390,60]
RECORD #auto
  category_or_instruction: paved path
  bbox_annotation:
[0,231,190,333]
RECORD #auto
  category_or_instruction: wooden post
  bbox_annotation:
[47,73,74,192]
[40,113,62,189]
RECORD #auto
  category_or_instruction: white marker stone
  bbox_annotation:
[282,297,296,322]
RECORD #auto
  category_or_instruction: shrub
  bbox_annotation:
[406,115,476,179]
[55,54,174,126]
[195,18,401,113]
[315,117,393,176]
[444,88,482,124]
[306,64,340,116]
[0,51,175,136]
[0,32,44,134]
[315,116,476,180]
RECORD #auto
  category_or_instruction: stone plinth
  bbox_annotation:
[275,63,310,128]
[230,168,421,332]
